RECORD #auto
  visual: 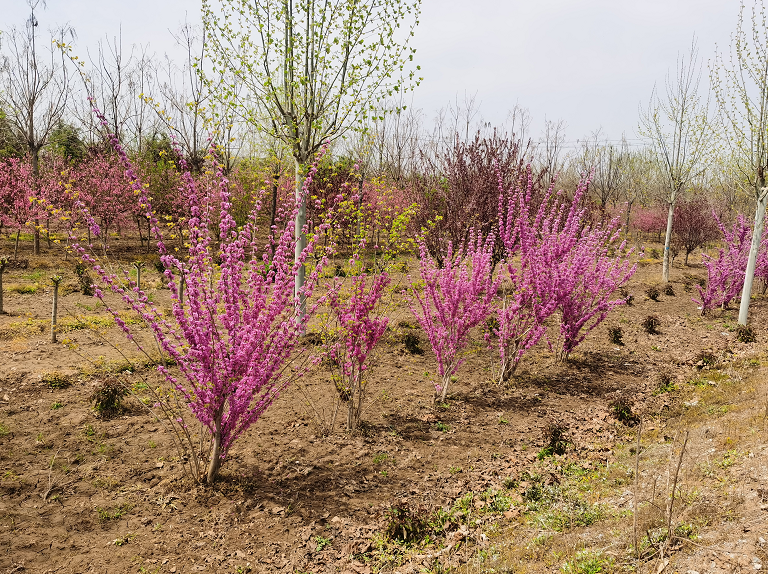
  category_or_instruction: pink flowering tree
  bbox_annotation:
[410,231,500,403]
[633,205,668,243]
[494,168,636,374]
[694,213,751,314]
[60,109,332,484]
[493,173,558,381]
[327,268,390,431]
[73,153,134,250]
[0,157,37,258]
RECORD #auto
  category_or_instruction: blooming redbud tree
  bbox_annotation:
[327,268,390,431]
[61,109,331,484]
[0,157,37,258]
[410,231,500,403]
[494,168,636,374]
[694,213,751,314]
[493,173,558,381]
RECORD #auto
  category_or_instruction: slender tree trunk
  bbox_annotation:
[294,158,307,320]
[206,426,223,484]
[0,259,6,314]
[14,229,21,260]
[662,194,676,283]
[50,277,61,343]
[738,185,768,325]
[270,165,279,261]
[136,215,145,248]
[32,151,40,256]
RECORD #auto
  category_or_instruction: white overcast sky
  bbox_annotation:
[3,0,740,145]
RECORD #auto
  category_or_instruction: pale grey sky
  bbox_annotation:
[3,0,740,144]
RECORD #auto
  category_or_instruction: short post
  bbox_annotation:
[178,273,185,306]
[0,256,8,315]
[133,261,145,292]
[51,275,62,343]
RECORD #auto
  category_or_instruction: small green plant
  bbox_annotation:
[82,424,96,441]
[74,263,94,296]
[645,284,661,301]
[674,522,697,540]
[653,372,675,395]
[607,326,623,346]
[90,377,129,418]
[716,449,740,469]
[449,466,463,475]
[112,533,137,546]
[314,535,332,552]
[736,324,756,343]
[0,422,8,437]
[562,549,613,573]
[649,247,661,259]
[41,371,71,389]
[148,440,158,449]
[610,399,639,426]
[642,315,661,335]
[96,502,133,522]
[538,423,569,459]
[694,349,717,368]
[435,421,449,433]
[385,505,430,543]
[51,401,63,410]
[373,452,390,464]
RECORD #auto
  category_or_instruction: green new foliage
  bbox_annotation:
[202,0,422,162]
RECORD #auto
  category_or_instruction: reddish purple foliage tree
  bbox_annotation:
[672,196,721,265]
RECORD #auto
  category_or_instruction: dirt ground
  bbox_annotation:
[2,239,768,574]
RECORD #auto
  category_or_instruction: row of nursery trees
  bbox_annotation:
[4,0,768,485]
[45,108,638,484]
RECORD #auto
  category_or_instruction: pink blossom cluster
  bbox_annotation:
[409,231,500,402]
[64,106,331,483]
[694,213,751,313]
[495,169,636,375]
[327,270,390,430]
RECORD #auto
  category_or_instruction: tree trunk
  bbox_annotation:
[136,215,145,248]
[270,165,279,261]
[738,186,768,325]
[0,259,6,314]
[32,151,40,255]
[294,158,307,320]
[14,229,21,259]
[206,427,223,484]
[51,278,60,343]
[662,195,676,283]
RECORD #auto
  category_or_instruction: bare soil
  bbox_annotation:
[2,240,768,574]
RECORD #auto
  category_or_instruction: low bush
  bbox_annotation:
[607,326,624,346]
[642,315,661,334]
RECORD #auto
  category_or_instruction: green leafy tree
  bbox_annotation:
[202,0,422,314]
[712,0,768,325]
[640,38,711,284]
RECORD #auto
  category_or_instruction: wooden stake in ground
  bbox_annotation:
[133,261,145,292]
[633,420,642,560]
[0,256,7,314]
[50,275,62,343]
